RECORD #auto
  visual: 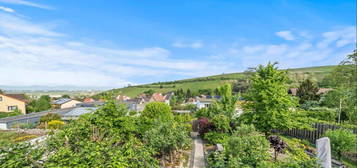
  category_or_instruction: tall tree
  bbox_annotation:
[296,79,319,104]
[242,63,299,135]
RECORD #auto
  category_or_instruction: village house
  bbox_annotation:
[52,98,82,109]
[195,98,215,109]
[116,95,131,101]
[124,98,146,112]
[0,93,28,114]
[82,97,95,103]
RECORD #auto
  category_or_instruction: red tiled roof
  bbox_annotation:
[1,94,28,103]
[151,93,165,102]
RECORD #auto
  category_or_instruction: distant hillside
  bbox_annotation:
[99,65,336,98]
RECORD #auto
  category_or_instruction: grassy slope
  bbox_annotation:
[102,65,336,98]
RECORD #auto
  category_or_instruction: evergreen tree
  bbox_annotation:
[296,79,319,104]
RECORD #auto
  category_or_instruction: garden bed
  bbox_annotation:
[0,130,40,146]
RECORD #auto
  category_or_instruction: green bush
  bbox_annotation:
[204,132,229,145]
[323,128,357,159]
[306,107,336,122]
[207,125,270,167]
[211,114,231,133]
[40,113,61,123]
[141,102,173,122]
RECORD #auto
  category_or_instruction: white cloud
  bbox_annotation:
[233,27,355,69]
[0,0,52,10]
[0,6,14,12]
[275,30,295,40]
[172,41,203,49]
[317,26,355,48]
[0,13,222,87]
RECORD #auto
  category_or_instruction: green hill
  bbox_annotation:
[101,65,336,98]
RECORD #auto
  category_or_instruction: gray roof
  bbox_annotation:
[63,107,97,117]
[52,98,72,105]
[0,108,74,123]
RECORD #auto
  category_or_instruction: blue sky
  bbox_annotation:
[0,0,355,88]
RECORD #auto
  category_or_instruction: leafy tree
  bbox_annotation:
[141,102,173,122]
[320,52,357,124]
[186,89,192,99]
[242,63,301,135]
[232,78,250,94]
[27,95,51,113]
[0,143,44,168]
[0,89,3,94]
[144,121,189,165]
[143,89,155,96]
[297,79,319,104]
[323,129,357,160]
[61,94,70,99]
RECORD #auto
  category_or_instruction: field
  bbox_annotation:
[101,65,336,98]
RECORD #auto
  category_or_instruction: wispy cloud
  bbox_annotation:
[231,27,355,69]
[0,0,53,10]
[172,41,203,49]
[0,13,223,87]
[275,30,295,40]
[0,6,14,12]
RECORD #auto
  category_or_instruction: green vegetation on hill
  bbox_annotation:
[98,65,336,98]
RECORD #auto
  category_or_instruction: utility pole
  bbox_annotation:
[338,98,342,123]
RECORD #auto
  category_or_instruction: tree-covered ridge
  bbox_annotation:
[96,65,336,98]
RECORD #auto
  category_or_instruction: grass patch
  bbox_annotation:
[0,112,21,119]
[0,130,39,146]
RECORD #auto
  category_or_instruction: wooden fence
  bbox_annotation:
[276,123,357,144]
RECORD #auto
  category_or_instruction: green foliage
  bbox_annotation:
[143,121,190,158]
[26,95,51,113]
[323,128,357,159]
[0,143,44,168]
[0,111,21,119]
[141,102,173,122]
[321,52,357,124]
[211,114,231,133]
[207,125,270,167]
[143,89,155,96]
[306,107,336,122]
[40,113,61,123]
[61,94,70,99]
[297,79,320,104]
[242,63,303,135]
[203,132,229,144]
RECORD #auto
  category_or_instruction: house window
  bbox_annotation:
[8,106,18,111]
[0,96,2,101]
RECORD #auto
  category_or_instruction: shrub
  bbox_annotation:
[224,126,270,167]
[141,102,173,122]
[198,117,213,135]
[306,107,336,122]
[47,120,65,129]
[40,113,61,123]
[323,128,357,159]
[211,114,231,133]
[204,132,228,145]
[268,135,287,161]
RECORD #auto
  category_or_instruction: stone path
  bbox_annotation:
[190,132,205,168]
